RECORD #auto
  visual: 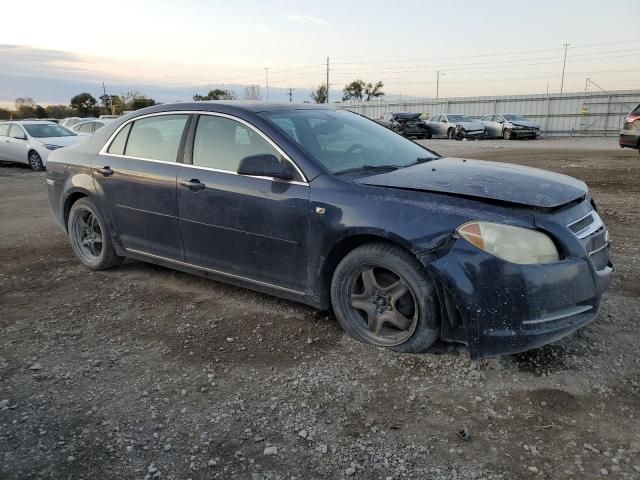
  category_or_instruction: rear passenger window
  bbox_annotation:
[124,115,188,162]
[193,115,282,172]
[107,123,132,155]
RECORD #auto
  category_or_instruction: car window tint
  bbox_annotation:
[0,124,9,136]
[193,115,281,171]
[9,124,25,138]
[125,115,188,162]
[107,123,132,155]
[270,117,300,143]
[79,123,92,133]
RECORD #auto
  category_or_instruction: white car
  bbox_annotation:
[71,120,110,136]
[60,117,97,129]
[481,114,541,140]
[424,114,486,139]
[0,121,83,171]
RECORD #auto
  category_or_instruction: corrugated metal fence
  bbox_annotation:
[337,90,640,136]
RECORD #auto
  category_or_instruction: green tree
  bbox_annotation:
[310,84,328,104]
[45,105,75,119]
[365,81,385,101]
[0,108,12,120]
[193,89,236,101]
[35,105,47,118]
[70,93,98,116]
[130,95,156,110]
[342,79,385,102]
[342,80,366,101]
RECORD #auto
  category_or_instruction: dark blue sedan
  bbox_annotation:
[45,102,613,358]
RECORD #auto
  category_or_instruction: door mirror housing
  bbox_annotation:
[237,154,295,181]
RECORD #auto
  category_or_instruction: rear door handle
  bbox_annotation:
[96,166,113,177]
[179,179,205,191]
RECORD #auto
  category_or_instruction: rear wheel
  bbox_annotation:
[331,243,440,353]
[68,198,123,270]
[28,151,44,171]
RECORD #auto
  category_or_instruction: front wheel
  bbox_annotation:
[331,243,440,353]
[68,198,123,270]
[447,128,455,139]
[28,151,45,171]
[503,129,513,140]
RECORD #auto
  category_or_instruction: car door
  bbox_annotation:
[177,113,310,292]
[5,124,29,163]
[93,113,191,259]
[428,116,440,136]
[490,115,503,137]
[0,123,11,161]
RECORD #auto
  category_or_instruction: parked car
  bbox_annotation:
[46,103,613,359]
[481,114,541,139]
[619,103,640,154]
[377,112,431,139]
[71,120,111,136]
[425,114,486,139]
[0,121,82,170]
[60,117,97,129]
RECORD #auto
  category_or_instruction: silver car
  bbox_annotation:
[425,114,486,139]
[481,114,541,140]
[71,120,111,136]
[0,121,83,171]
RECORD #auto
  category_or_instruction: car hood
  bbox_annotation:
[35,136,84,147]
[354,157,588,208]
[458,121,484,130]
[508,120,539,129]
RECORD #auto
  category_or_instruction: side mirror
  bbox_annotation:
[237,154,295,181]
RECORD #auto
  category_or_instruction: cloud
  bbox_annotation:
[283,14,328,26]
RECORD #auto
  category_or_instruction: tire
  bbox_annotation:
[330,243,440,353]
[424,131,432,139]
[503,129,513,140]
[67,198,123,270]
[28,151,45,171]
[447,128,455,139]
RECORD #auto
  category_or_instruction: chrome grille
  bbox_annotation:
[568,211,603,239]
[589,244,611,271]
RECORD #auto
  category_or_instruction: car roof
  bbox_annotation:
[135,101,335,116]
[2,120,56,126]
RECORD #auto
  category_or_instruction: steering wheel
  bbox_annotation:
[346,144,366,155]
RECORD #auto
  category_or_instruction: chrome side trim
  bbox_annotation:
[568,211,604,239]
[98,110,309,184]
[124,248,306,296]
[522,305,593,326]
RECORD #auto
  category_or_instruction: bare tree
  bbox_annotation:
[243,84,262,101]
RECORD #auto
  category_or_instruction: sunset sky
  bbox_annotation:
[1,0,639,107]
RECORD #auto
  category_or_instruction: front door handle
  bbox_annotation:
[179,179,205,191]
[96,166,113,177]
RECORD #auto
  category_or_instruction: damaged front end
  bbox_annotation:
[418,201,613,359]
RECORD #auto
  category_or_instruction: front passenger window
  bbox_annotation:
[193,115,282,172]
[125,115,189,162]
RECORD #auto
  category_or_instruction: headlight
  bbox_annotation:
[44,144,63,151]
[457,221,559,264]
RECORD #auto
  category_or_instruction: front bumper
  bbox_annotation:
[462,130,486,138]
[512,129,539,138]
[427,238,613,359]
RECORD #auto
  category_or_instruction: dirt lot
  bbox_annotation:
[1,137,639,480]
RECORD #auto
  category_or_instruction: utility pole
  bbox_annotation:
[288,88,293,102]
[560,43,569,94]
[436,70,445,102]
[265,68,269,101]
[326,57,330,104]
[102,82,114,115]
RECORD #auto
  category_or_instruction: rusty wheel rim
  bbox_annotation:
[347,266,418,346]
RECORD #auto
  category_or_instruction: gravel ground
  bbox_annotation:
[1,137,639,480]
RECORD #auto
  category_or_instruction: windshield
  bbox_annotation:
[447,115,475,123]
[503,115,529,121]
[259,109,438,175]
[23,124,76,138]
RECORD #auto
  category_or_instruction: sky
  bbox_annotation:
[1,0,639,108]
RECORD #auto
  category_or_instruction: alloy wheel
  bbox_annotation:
[70,208,104,263]
[29,152,43,171]
[347,266,418,346]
